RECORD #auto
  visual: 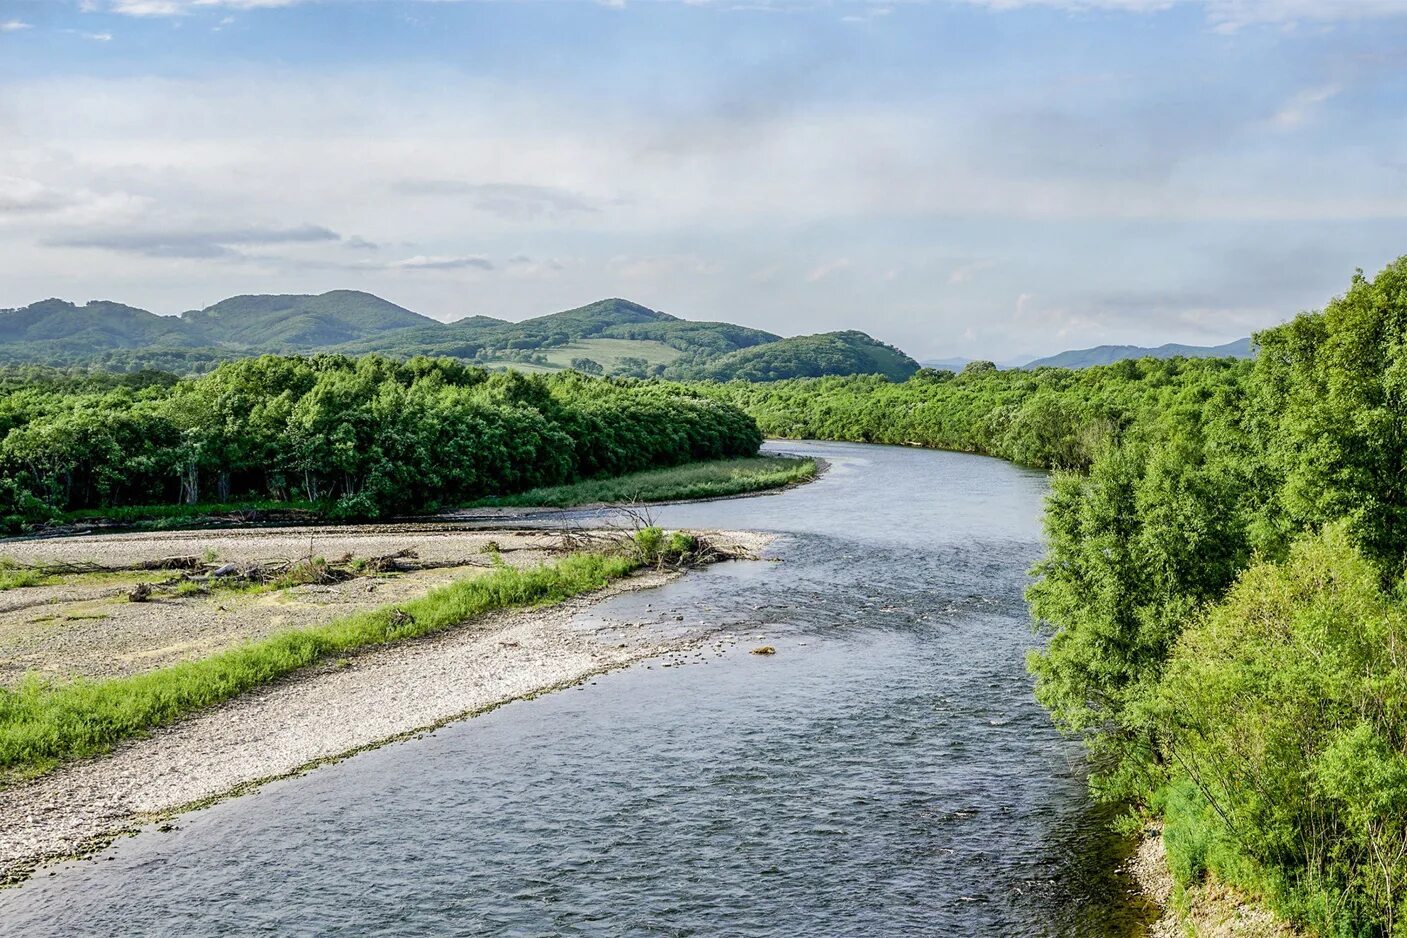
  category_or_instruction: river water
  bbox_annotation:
[0,441,1150,936]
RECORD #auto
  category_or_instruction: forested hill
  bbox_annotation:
[675,330,919,382]
[181,291,432,348]
[1023,336,1252,369]
[0,293,914,382]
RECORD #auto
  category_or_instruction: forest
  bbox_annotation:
[0,356,762,527]
[711,258,1407,935]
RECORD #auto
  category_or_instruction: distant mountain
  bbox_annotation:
[0,299,199,354]
[1023,337,1253,370]
[0,293,912,382]
[181,290,433,348]
[686,330,920,382]
[333,298,781,362]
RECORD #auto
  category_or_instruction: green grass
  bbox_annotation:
[0,568,45,591]
[539,338,682,369]
[57,499,318,528]
[466,455,818,509]
[481,360,561,374]
[0,551,640,783]
[482,338,683,375]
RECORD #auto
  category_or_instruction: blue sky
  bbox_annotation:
[2,0,1406,360]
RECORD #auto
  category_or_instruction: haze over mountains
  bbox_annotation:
[0,290,1253,380]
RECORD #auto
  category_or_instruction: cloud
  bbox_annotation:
[1269,85,1341,131]
[607,254,721,280]
[107,0,299,14]
[46,224,339,258]
[840,5,893,23]
[950,0,1407,28]
[805,258,852,282]
[88,0,1407,30]
[947,259,996,284]
[388,254,494,271]
[395,181,602,220]
[506,253,565,272]
[0,177,72,215]
[0,20,33,31]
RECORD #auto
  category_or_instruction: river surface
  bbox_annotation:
[0,441,1149,936]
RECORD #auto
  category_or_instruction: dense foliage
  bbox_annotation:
[712,258,1407,934]
[0,354,761,526]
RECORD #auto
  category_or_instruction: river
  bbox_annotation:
[0,441,1150,936]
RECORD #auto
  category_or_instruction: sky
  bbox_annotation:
[1,0,1406,361]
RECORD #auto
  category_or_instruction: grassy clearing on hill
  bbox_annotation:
[466,455,817,509]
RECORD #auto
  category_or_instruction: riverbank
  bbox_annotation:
[1129,828,1301,938]
[0,528,771,886]
[24,454,819,538]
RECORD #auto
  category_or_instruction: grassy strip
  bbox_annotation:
[55,499,319,529]
[0,551,639,783]
[467,455,818,509]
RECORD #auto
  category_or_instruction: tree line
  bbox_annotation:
[0,355,761,527]
[710,258,1407,934]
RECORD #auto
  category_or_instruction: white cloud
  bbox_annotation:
[947,259,996,284]
[108,0,300,14]
[805,258,853,282]
[388,254,494,271]
[91,0,1407,27]
[947,0,1407,28]
[0,20,33,31]
[47,223,341,258]
[1269,85,1341,131]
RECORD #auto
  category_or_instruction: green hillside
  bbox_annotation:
[181,290,433,348]
[683,330,920,382]
[0,299,201,362]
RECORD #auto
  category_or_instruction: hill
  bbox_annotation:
[0,299,202,364]
[340,298,779,365]
[1023,337,1253,369]
[684,330,920,382]
[181,290,433,348]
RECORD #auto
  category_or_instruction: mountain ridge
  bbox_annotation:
[0,292,909,381]
[1022,337,1254,369]
[0,290,1257,379]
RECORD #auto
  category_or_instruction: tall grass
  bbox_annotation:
[469,455,817,509]
[0,552,638,783]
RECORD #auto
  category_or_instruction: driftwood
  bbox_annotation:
[135,556,202,571]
